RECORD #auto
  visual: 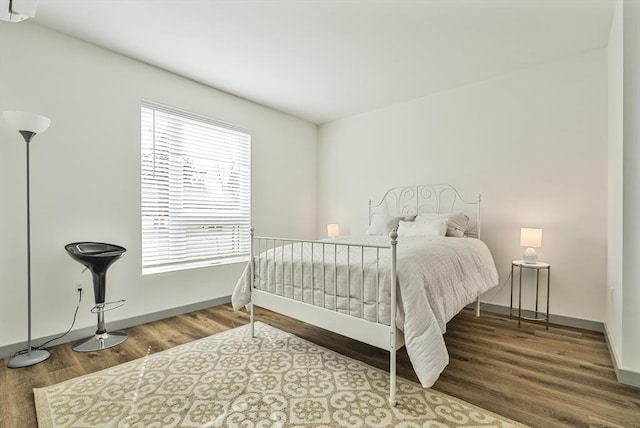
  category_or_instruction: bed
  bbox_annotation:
[232,184,499,405]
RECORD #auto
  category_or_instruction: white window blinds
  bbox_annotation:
[141,101,251,274]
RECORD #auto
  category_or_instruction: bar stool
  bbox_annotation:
[64,242,127,351]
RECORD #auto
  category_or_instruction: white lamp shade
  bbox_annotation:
[3,111,51,134]
[520,227,542,248]
[327,223,340,238]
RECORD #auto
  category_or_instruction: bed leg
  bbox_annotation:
[476,296,481,317]
[249,226,255,338]
[250,303,255,338]
[389,346,397,406]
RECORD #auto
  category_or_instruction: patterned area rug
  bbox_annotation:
[34,322,526,427]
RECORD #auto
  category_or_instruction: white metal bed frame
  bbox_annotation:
[248,184,481,406]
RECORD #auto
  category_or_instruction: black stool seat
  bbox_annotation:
[65,242,125,270]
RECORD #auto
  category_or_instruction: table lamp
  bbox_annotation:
[520,227,542,264]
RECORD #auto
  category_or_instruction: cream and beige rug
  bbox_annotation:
[35,322,526,427]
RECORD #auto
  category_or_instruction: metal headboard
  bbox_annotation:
[368,184,481,239]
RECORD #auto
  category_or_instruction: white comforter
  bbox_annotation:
[232,235,498,387]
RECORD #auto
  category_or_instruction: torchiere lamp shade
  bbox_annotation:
[3,110,51,134]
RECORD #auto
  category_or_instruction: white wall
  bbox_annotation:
[318,49,607,322]
[0,22,317,350]
[606,0,640,383]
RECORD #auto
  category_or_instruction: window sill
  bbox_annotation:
[142,255,249,275]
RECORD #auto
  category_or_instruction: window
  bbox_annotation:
[141,100,251,274]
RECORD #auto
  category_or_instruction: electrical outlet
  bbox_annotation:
[74,281,84,295]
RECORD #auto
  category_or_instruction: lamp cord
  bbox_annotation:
[37,288,83,350]
[13,288,83,356]
[477,270,513,310]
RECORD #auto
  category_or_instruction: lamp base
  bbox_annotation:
[7,348,50,368]
[523,247,538,264]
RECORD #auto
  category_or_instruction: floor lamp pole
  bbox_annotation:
[3,111,51,368]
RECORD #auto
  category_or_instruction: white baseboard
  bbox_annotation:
[603,323,640,388]
[0,295,231,360]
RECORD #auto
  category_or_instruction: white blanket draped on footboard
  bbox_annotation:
[232,234,498,387]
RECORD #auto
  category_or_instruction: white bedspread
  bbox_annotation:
[231,235,498,387]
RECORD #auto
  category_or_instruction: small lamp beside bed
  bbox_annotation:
[520,227,542,264]
[327,223,340,238]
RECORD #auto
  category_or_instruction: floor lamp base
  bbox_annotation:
[7,349,50,368]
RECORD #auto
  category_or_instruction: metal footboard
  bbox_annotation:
[248,227,400,405]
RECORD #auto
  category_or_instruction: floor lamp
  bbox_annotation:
[3,110,51,368]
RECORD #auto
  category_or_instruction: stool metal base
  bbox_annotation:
[73,331,128,352]
[7,349,51,368]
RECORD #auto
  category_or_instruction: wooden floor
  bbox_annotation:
[1,304,638,427]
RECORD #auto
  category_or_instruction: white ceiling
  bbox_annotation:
[33,0,615,124]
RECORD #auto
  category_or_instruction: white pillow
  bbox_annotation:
[366,215,415,236]
[415,212,469,237]
[397,218,447,237]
